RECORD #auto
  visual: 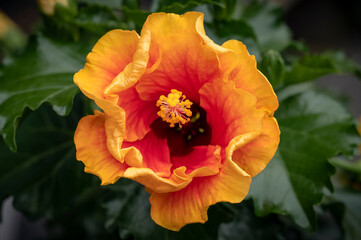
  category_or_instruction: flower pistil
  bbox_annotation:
[156,89,192,128]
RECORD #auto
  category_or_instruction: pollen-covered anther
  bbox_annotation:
[156,89,193,128]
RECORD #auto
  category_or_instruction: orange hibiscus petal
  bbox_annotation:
[116,86,158,141]
[149,159,251,231]
[141,12,204,41]
[231,116,280,177]
[74,30,139,102]
[221,40,279,113]
[117,130,192,193]
[74,111,128,185]
[136,13,221,102]
[122,131,171,177]
[171,145,222,177]
[91,98,126,163]
[123,167,192,193]
[104,28,151,98]
[75,29,155,142]
[199,79,264,147]
[75,112,190,192]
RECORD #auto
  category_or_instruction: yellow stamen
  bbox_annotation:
[156,89,193,128]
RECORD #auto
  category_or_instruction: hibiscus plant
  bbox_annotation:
[0,0,360,239]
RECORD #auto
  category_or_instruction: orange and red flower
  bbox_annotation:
[74,12,280,231]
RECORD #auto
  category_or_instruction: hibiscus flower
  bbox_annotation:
[74,12,280,231]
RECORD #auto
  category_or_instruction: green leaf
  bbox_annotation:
[0,34,94,151]
[43,3,126,41]
[332,190,361,240]
[208,19,257,41]
[211,0,238,21]
[240,2,292,52]
[218,201,287,240]
[284,54,337,84]
[249,90,360,230]
[0,24,26,53]
[120,7,151,32]
[156,0,223,14]
[259,50,285,89]
[204,20,260,58]
[75,0,121,8]
[103,179,235,240]
[0,104,99,221]
[209,1,290,55]
[166,204,235,240]
[284,52,361,85]
[0,103,116,239]
[102,179,164,240]
[219,200,344,240]
[323,51,361,79]
[330,157,361,175]
[74,5,127,35]
[120,0,224,32]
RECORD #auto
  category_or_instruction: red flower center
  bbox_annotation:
[152,101,211,157]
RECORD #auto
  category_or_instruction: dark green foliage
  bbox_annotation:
[0,35,95,151]
[249,90,359,230]
[259,50,286,89]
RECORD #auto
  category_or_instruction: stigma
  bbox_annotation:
[156,89,193,128]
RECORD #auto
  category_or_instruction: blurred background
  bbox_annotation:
[0,0,360,239]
